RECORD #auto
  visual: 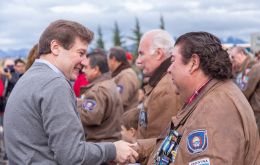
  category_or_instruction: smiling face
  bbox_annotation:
[56,37,88,81]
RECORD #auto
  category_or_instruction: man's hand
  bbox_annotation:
[113,140,139,164]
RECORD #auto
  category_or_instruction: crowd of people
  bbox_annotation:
[0,19,260,165]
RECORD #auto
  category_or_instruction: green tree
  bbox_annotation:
[96,26,105,49]
[159,14,165,30]
[128,17,142,57]
[113,21,124,46]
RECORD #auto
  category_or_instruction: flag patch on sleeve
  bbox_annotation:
[82,99,96,111]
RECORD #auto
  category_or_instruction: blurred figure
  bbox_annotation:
[73,69,89,97]
[4,19,137,164]
[78,52,123,142]
[108,47,140,111]
[14,58,26,76]
[25,44,39,71]
[229,46,256,89]
[255,50,260,61]
[1,59,15,101]
[126,51,134,64]
[229,47,260,134]
[121,109,139,143]
[135,29,181,139]
[242,59,260,136]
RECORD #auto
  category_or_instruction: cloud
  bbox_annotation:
[1,0,260,50]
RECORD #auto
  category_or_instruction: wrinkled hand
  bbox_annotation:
[114,140,139,164]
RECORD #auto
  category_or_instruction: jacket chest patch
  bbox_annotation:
[116,85,124,93]
[186,129,208,154]
[82,99,96,111]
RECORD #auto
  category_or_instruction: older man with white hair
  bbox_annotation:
[135,29,181,139]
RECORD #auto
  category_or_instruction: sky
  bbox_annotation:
[1,0,260,51]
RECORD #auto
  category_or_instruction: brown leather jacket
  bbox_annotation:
[243,62,260,135]
[112,63,140,111]
[143,80,260,165]
[78,72,123,142]
[137,58,181,139]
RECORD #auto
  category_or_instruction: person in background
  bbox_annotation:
[4,19,138,164]
[108,47,140,111]
[255,50,260,62]
[121,109,139,144]
[135,29,181,139]
[73,69,89,97]
[78,52,123,142]
[14,58,26,77]
[229,46,260,135]
[229,46,256,89]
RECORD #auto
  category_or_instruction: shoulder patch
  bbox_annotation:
[82,99,96,111]
[186,129,208,154]
[188,158,210,165]
[116,85,124,93]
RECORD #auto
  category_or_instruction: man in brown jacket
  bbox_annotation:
[108,46,140,111]
[229,46,256,90]
[137,32,260,165]
[242,62,260,135]
[229,46,260,135]
[78,52,123,142]
[135,29,181,139]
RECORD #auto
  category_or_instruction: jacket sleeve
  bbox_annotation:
[40,79,116,164]
[79,86,107,126]
[243,65,260,99]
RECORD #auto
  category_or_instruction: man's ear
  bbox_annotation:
[155,48,164,60]
[189,53,200,73]
[50,40,60,56]
[93,66,101,76]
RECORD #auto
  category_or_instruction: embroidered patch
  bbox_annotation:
[188,158,210,165]
[138,103,147,128]
[82,99,96,111]
[116,85,124,93]
[186,129,208,154]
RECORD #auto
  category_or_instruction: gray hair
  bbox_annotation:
[142,29,174,57]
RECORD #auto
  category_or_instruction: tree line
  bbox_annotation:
[95,15,165,58]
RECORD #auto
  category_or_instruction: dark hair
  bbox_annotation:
[108,46,127,63]
[175,32,233,80]
[121,109,139,130]
[38,19,94,56]
[87,52,109,73]
[14,58,25,65]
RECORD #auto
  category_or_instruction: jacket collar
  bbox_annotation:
[80,72,111,94]
[111,62,131,77]
[148,57,171,87]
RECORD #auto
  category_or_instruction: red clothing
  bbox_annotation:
[73,73,89,97]
[0,79,4,97]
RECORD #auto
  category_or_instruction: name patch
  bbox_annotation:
[188,158,210,165]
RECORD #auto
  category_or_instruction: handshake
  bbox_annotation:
[113,140,139,164]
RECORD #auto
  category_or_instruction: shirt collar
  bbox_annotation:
[35,59,66,79]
